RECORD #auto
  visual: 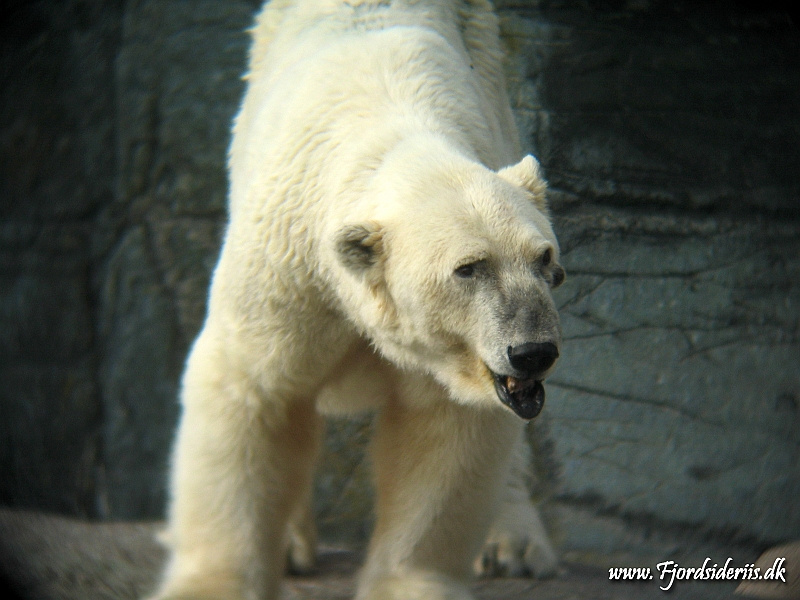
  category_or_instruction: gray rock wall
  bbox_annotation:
[1,0,797,556]
[99,0,257,520]
[1,0,123,517]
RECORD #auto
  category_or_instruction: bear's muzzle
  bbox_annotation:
[491,342,559,419]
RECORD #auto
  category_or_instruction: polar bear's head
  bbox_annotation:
[332,149,564,420]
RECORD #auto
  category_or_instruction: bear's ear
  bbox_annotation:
[335,223,384,273]
[498,155,548,212]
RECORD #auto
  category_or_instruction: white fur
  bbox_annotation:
[149,1,560,599]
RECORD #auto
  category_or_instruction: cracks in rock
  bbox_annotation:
[566,266,717,279]
[546,380,800,446]
[560,246,773,281]
[555,492,774,552]
[561,323,798,359]
[678,332,799,361]
[556,276,606,312]
[554,231,800,357]
[547,379,706,423]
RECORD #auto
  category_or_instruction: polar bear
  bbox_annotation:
[149,1,564,599]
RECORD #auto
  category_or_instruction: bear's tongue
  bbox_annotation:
[493,375,545,420]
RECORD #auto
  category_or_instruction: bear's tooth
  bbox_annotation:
[506,376,520,392]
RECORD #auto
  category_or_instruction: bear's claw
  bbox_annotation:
[476,501,559,579]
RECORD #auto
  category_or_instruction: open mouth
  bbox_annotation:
[492,373,545,420]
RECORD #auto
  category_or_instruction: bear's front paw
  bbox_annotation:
[357,572,475,600]
[144,585,243,600]
[475,501,558,579]
[143,561,257,600]
[286,503,317,574]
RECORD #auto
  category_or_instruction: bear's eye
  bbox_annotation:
[541,248,552,267]
[454,262,478,278]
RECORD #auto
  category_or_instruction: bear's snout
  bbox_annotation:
[507,342,559,377]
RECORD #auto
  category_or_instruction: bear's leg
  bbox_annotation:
[355,375,521,600]
[148,331,322,600]
[475,429,558,578]
[286,467,319,574]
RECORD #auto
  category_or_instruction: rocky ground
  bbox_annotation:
[0,509,757,600]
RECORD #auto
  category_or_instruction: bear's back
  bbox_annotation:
[231,0,520,176]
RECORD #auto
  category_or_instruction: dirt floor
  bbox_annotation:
[0,508,766,600]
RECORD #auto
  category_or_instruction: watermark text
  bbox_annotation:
[607,557,787,591]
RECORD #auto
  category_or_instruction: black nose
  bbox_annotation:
[507,342,559,375]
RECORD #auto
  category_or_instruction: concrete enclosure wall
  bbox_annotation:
[1,0,798,556]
